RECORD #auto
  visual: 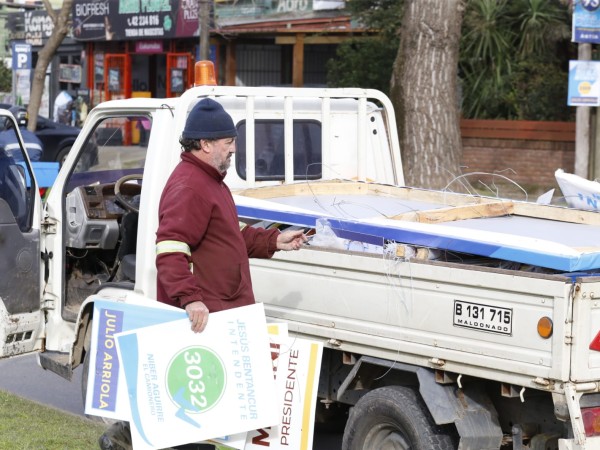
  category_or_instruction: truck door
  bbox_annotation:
[0,110,43,358]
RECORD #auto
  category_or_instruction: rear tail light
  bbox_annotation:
[537,316,553,339]
[583,407,600,437]
[589,330,600,352]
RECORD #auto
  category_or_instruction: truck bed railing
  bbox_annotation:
[174,86,403,188]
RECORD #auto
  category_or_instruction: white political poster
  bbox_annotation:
[209,323,289,450]
[115,303,279,450]
[245,336,323,450]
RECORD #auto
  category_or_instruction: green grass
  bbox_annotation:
[0,389,107,449]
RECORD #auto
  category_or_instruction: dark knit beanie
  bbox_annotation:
[182,98,238,140]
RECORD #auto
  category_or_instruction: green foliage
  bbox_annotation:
[461,0,513,82]
[508,0,571,58]
[0,62,11,93]
[333,0,574,121]
[326,38,398,95]
[460,0,573,120]
[345,0,403,40]
[326,0,401,94]
[508,60,573,121]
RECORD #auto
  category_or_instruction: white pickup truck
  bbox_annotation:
[2,65,600,450]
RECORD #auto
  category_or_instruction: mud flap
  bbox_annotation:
[417,368,504,450]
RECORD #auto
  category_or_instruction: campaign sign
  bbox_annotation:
[573,0,600,43]
[85,298,187,420]
[209,323,289,450]
[116,303,279,450]
[568,60,600,106]
[245,336,323,450]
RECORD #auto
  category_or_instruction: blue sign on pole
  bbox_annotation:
[11,43,32,70]
[573,0,600,43]
[568,60,600,106]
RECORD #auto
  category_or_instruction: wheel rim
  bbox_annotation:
[363,422,411,450]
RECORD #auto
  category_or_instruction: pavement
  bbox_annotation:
[0,352,84,416]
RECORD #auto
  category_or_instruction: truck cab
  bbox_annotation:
[1,84,399,381]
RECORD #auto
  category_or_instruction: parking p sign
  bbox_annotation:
[12,43,31,70]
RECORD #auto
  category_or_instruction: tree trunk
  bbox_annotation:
[27,0,72,132]
[199,0,211,60]
[391,0,465,190]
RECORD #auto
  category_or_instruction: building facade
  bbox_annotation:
[70,0,358,106]
[5,0,360,115]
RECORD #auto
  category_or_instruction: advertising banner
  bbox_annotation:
[72,0,349,42]
[24,10,54,46]
[72,0,202,41]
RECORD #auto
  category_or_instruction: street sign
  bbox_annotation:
[11,42,32,70]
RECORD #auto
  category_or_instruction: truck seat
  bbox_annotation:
[120,254,137,281]
[116,212,138,281]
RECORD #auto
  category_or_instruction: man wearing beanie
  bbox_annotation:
[155,98,306,330]
[99,98,306,450]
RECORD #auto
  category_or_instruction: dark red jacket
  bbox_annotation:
[156,152,279,312]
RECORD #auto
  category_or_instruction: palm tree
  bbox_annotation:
[459,0,571,120]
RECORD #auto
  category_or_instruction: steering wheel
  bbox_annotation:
[114,174,143,213]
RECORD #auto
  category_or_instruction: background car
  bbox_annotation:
[0,104,97,169]
[0,103,98,168]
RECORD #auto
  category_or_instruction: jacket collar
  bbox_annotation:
[181,151,226,182]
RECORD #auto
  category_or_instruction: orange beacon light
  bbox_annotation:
[194,60,217,86]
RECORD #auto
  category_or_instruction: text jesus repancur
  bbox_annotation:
[229,320,258,420]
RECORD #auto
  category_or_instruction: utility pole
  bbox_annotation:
[576,43,592,179]
[199,0,211,60]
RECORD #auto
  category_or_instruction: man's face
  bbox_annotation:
[206,137,236,173]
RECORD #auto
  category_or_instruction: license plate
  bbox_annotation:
[453,300,512,336]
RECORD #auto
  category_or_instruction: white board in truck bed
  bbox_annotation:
[233,181,600,273]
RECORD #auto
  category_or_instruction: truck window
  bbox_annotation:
[235,119,322,181]
[66,115,150,193]
[0,126,34,232]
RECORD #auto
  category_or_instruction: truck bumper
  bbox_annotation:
[560,437,600,450]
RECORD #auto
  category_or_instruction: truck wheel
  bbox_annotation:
[342,386,457,450]
[56,146,72,167]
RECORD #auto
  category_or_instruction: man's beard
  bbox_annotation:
[217,154,232,173]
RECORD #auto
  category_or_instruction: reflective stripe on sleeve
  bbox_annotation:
[156,240,191,256]
[239,221,247,231]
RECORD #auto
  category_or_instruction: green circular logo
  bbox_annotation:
[163,15,172,32]
[166,346,226,414]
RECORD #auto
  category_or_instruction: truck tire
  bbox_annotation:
[56,146,72,167]
[342,386,457,450]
